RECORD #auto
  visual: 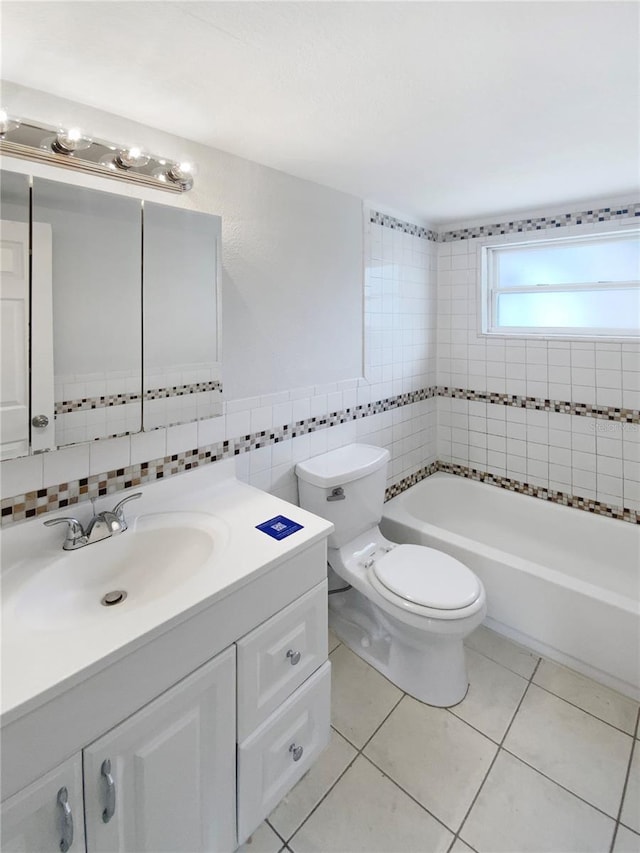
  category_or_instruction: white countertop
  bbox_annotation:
[1,460,333,725]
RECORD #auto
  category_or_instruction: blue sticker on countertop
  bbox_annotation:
[256,515,304,540]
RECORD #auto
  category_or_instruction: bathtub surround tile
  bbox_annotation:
[4,382,640,526]
[328,644,402,749]
[288,756,453,853]
[364,695,498,830]
[533,660,639,735]
[439,203,640,242]
[504,684,633,816]
[465,626,539,680]
[268,730,357,840]
[449,649,529,742]
[460,750,615,853]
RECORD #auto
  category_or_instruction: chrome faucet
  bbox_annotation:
[44,493,142,550]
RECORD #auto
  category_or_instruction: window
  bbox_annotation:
[482,229,640,338]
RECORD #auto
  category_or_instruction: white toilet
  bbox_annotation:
[296,443,486,707]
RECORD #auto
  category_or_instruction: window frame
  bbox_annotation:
[479,223,640,341]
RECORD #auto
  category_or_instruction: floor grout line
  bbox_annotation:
[609,705,640,853]
[452,658,541,845]
[276,630,638,853]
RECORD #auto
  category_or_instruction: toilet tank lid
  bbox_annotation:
[295,444,390,488]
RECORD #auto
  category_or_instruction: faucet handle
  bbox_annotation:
[111,492,142,529]
[43,517,87,550]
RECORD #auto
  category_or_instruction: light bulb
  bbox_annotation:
[166,160,197,190]
[0,108,20,136]
[52,127,93,154]
[114,146,150,169]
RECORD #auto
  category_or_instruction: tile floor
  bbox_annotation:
[240,625,640,853]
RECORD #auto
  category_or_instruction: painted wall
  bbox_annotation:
[436,200,640,513]
[0,84,437,518]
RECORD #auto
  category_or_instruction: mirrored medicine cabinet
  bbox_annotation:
[0,168,222,462]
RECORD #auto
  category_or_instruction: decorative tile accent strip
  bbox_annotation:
[1,387,438,526]
[370,210,438,243]
[5,383,639,526]
[439,203,640,242]
[438,387,640,424]
[385,462,438,501]
[144,381,223,401]
[55,381,223,414]
[434,461,639,525]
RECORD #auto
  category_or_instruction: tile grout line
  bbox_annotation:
[609,705,640,853]
[530,680,639,738]
[280,644,405,848]
[450,656,542,848]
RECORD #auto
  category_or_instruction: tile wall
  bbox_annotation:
[1,208,439,524]
[436,206,640,513]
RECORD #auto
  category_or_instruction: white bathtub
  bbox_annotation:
[381,472,640,699]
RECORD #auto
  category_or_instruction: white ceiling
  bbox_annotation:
[1,1,638,224]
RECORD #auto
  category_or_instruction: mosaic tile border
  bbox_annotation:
[439,203,640,242]
[1,387,438,525]
[55,381,223,414]
[370,211,438,242]
[438,387,640,424]
[434,461,638,525]
[4,384,639,526]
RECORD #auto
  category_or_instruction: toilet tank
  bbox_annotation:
[296,444,390,549]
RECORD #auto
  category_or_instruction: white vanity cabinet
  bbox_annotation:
[1,530,332,853]
[0,754,85,853]
[83,647,236,853]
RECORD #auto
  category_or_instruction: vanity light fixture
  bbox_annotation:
[50,127,93,154]
[114,146,151,170]
[0,108,21,138]
[0,115,196,193]
[166,161,197,191]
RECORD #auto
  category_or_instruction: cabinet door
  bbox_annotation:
[1,753,85,853]
[84,647,235,853]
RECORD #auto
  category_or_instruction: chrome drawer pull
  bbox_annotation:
[101,759,116,823]
[289,743,304,762]
[286,649,301,666]
[57,787,74,852]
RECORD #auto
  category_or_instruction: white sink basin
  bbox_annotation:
[9,512,229,631]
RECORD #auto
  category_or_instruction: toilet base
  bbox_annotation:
[329,588,479,707]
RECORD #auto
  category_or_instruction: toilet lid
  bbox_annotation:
[372,545,481,610]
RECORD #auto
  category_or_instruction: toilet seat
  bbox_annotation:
[372,544,481,610]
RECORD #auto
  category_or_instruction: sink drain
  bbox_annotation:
[101,590,127,607]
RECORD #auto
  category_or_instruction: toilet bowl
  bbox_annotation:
[296,444,487,707]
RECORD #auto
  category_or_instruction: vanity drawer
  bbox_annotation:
[237,580,328,739]
[237,661,331,845]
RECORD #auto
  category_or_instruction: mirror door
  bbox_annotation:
[32,178,143,447]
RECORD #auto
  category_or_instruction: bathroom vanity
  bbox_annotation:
[0,461,333,852]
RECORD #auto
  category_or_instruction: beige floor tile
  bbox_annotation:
[269,729,357,840]
[289,756,453,853]
[621,748,640,833]
[449,839,476,852]
[329,644,402,748]
[364,695,497,831]
[504,684,632,816]
[327,627,340,654]
[237,821,283,853]
[614,824,640,852]
[461,751,615,853]
[534,659,639,734]
[451,648,528,742]
[465,625,539,679]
